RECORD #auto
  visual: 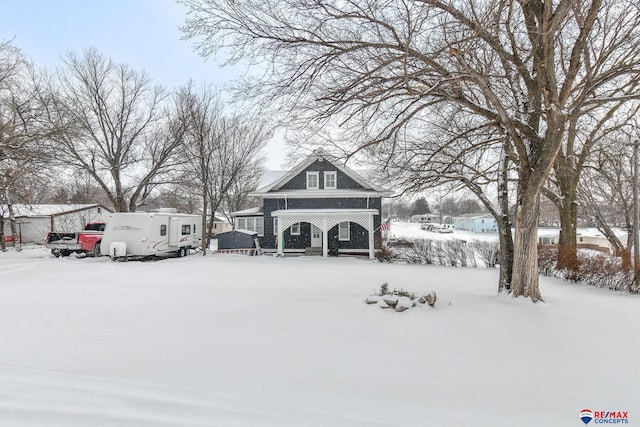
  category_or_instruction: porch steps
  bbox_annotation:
[304,247,323,256]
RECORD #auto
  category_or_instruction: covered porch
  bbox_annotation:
[271,209,379,259]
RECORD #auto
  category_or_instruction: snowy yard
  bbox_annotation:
[0,247,638,426]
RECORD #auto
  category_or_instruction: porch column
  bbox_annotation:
[322,217,328,258]
[277,217,284,257]
[368,213,375,260]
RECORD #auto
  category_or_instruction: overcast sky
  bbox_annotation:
[0,0,288,169]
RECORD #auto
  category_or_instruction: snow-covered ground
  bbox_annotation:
[0,245,638,426]
[388,221,499,242]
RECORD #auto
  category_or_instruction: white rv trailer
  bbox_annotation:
[100,210,201,259]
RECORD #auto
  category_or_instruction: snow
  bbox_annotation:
[389,220,498,242]
[0,204,104,217]
[0,246,638,426]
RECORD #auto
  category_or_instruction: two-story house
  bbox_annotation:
[233,150,390,259]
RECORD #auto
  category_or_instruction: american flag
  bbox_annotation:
[380,220,391,231]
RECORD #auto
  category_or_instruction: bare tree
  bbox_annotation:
[182,0,640,301]
[0,40,52,250]
[545,101,640,273]
[579,137,635,270]
[41,48,185,212]
[176,82,270,253]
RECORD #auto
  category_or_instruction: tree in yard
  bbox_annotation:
[578,136,636,271]
[176,82,270,254]
[371,118,516,291]
[544,102,640,274]
[181,0,640,301]
[41,48,186,212]
[0,40,52,250]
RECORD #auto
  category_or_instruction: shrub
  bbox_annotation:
[471,240,499,268]
[376,246,398,263]
[538,246,637,292]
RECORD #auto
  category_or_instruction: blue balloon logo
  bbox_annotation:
[580,409,594,425]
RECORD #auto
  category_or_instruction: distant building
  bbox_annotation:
[1,204,112,244]
[537,227,628,255]
[211,213,233,235]
[411,213,439,223]
[454,213,497,233]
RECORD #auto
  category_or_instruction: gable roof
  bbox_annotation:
[252,149,391,196]
[0,204,112,218]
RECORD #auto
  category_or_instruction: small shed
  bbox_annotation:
[214,229,261,255]
[1,204,112,244]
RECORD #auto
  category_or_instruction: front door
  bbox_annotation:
[311,225,322,247]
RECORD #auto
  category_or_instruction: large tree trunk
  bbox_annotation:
[7,203,20,252]
[0,214,6,252]
[555,168,580,273]
[497,144,513,292]
[512,192,543,302]
[497,217,514,292]
[201,185,209,256]
[557,206,578,273]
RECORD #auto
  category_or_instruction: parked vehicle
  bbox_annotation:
[45,222,106,257]
[435,226,453,234]
[100,210,201,260]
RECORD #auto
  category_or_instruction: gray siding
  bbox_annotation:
[279,160,365,190]
[261,197,382,251]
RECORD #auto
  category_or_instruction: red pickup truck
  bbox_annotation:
[45,222,106,257]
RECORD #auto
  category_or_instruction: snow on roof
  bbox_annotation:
[577,227,627,239]
[253,149,392,195]
[454,213,493,219]
[231,207,263,216]
[0,204,108,217]
[232,229,258,236]
[258,170,287,189]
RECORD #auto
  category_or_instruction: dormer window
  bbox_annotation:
[324,171,337,190]
[306,171,319,189]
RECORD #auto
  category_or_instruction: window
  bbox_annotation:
[306,171,319,189]
[338,222,350,241]
[273,218,279,235]
[160,225,167,236]
[236,216,264,236]
[181,224,191,235]
[324,171,337,189]
[291,222,300,235]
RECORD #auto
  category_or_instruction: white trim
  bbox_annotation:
[306,171,319,189]
[236,216,264,237]
[291,222,301,235]
[251,149,390,194]
[324,171,337,190]
[251,190,389,198]
[271,209,378,259]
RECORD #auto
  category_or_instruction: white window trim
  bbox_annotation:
[291,222,301,235]
[338,221,350,241]
[324,171,337,190]
[273,218,278,236]
[236,216,264,237]
[306,171,319,189]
